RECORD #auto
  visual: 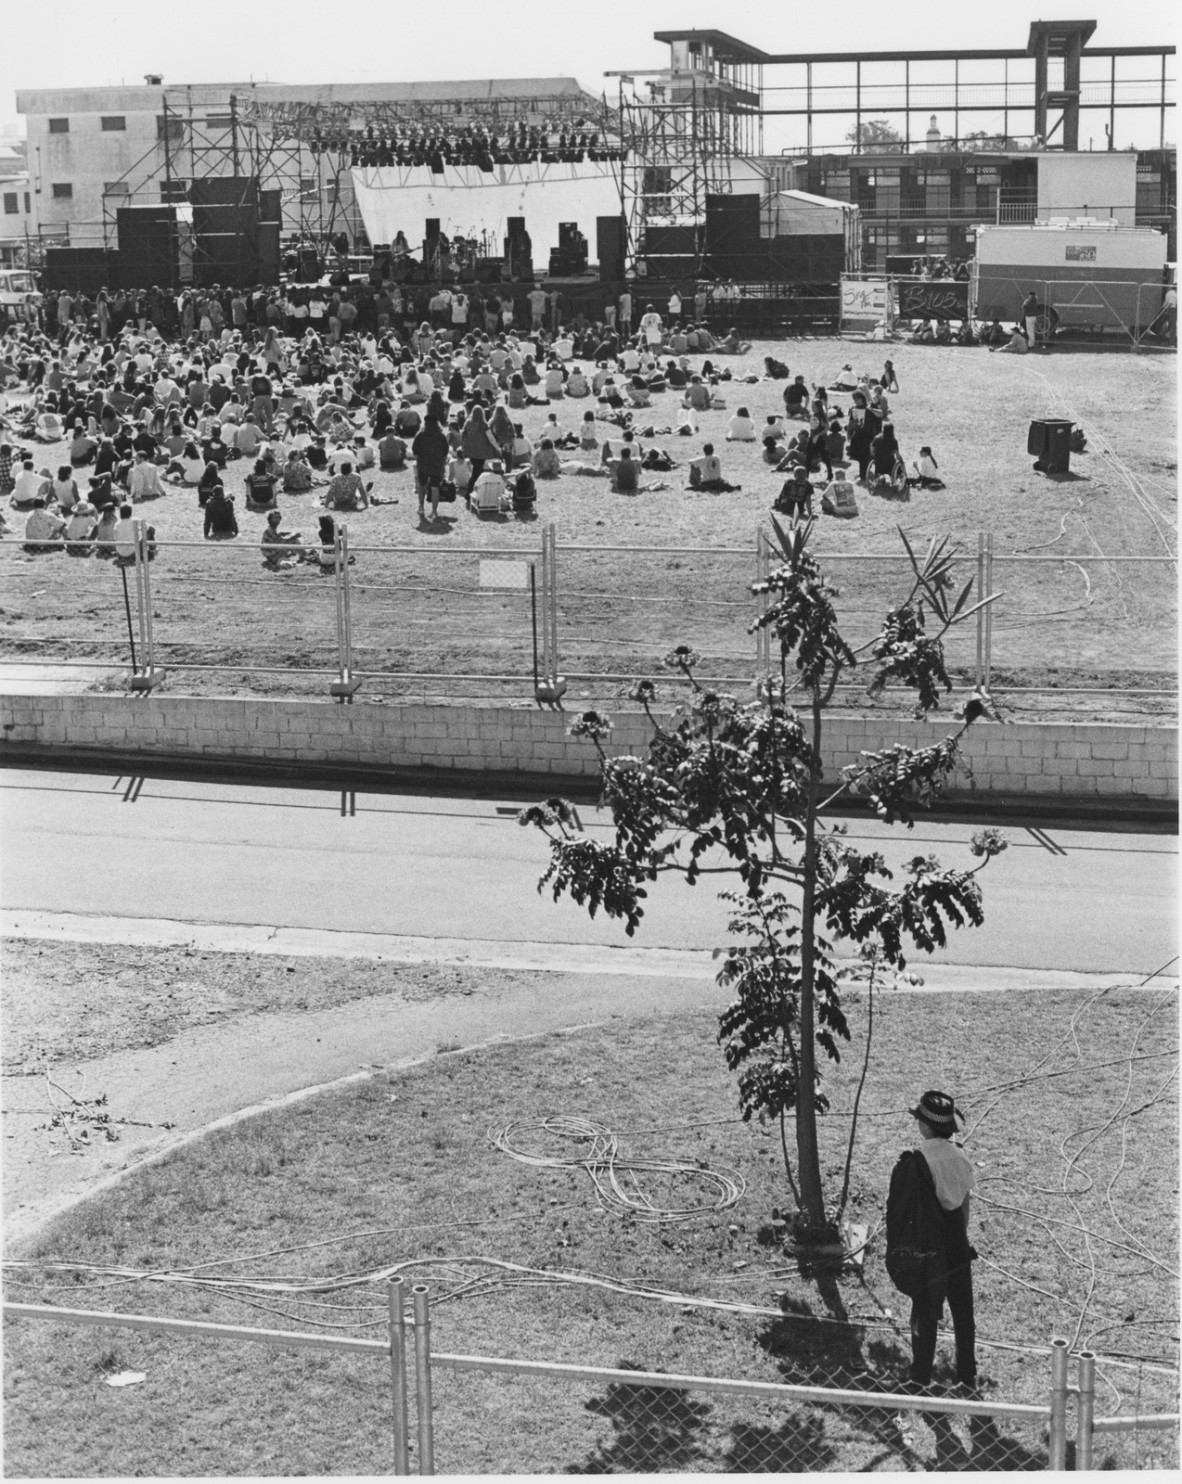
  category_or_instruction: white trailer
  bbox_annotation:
[972,222,1167,338]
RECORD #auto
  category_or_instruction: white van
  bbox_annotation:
[0,268,42,320]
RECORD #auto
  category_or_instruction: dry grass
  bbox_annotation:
[2,338,1175,721]
[4,980,1177,1475]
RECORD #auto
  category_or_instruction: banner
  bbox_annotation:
[896,279,970,321]
[841,278,890,320]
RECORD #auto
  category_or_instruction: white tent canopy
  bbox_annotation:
[766,189,856,238]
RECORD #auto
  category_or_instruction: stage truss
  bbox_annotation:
[612,72,763,275]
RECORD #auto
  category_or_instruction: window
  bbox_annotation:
[103,181,130,195]
[101,116,127,131]
[51,183,73,200]
[205,115,233,130]
[3,193,17,214]
[24,192,31,213]
[157,115,185,143]
[299,177,317,193]
[48,117,69,134]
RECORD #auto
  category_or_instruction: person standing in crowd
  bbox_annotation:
[1022,290,1040,351]
[618,288,633,338]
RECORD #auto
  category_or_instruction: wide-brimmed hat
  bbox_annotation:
[910,1090,961,1131]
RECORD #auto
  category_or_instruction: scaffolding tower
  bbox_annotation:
[610,30,766,274]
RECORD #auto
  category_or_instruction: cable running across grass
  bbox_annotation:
[490,1115,745,1222]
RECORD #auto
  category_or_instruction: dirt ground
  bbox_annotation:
[2,338,1176,722]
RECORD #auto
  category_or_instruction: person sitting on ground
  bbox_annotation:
[910,446,945,490]
[682,374,712,413]
[64,498,98,554]
[688,442,740,493]
[577,411,600,454]
[316,513,349,571]
[783,374,810,419]
[565,365,589,398]
[281,447,316,494]
[609,445,641,494]
[626,375,652,409]
[260,508,303,570]
[532,438,562,479]
[509,423,533,470]
[716,327,751,354]
[127,449,165,502]
[831,362,859,391]
[167,439,206,484]
[825,417,847,470]
[378,429,408,471]
[470,458,508,512]
[774,465,815,521]
[245,456,280,511]
[203,483,239,539]
[10,459,44,509]
[69,423,99,467]
[322,459,370,512]
[233,413,265,460]
[51,466,82,515]
[994,323,1029,355]
[820,470,859,519]
[762,434,786,466]
[726,406,757,441]
[881,359,899,392]
[347,433,376,472]
[92,501,119,558]
[21,496,67,554]
[764,355,789,379]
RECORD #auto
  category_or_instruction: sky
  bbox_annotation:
[2,0,1175,135]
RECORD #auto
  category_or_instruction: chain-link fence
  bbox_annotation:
[426,1355,1053,1473]
[7,1295,1176,1475]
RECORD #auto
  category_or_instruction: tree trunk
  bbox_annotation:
[794,687,826,1226]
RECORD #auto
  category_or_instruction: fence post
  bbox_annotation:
[755,525,770,672]
[412,1284,435,1476]
[329,520,361,699]
[387,1277,411,1476]
[984,531,995,689]
[129,519,164,691]
[1048,1336,1070,1470]
[1075,1349,1096,1472]
[974,532,986,690]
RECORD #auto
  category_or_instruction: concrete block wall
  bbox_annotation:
[0,693,1176,802]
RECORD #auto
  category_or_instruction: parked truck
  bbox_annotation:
[972,222,1167,338]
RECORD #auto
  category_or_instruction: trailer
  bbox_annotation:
[972,222,1168,341]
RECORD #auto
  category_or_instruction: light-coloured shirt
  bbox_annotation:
[919,1138,975,1213]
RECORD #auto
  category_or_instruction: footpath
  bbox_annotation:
[3,909,1173,1252]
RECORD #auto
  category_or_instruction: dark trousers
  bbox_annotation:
[910,1259,976,1386]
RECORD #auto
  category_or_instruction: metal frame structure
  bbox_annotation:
[609,31,766,273]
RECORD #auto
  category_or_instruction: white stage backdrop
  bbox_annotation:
[350,163,621,256]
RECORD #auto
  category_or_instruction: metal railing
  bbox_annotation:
[0,523,1175,717]
[5,1296,1176,1474]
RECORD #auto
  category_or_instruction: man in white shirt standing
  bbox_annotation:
[639,304,663,348]
[905,1090,978,1394]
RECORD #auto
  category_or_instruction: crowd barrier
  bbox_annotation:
[0,524,1176,718]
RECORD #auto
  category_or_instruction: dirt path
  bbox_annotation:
[3,924,1166,1251]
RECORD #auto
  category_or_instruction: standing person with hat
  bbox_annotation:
[899,1089,978,1394]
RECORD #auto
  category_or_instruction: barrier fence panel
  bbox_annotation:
[0,539,146,680]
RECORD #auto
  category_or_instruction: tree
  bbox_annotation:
[522,521,1007,1238]
[846,119,904,150]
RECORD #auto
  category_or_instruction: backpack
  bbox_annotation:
[885,1149,947,1298]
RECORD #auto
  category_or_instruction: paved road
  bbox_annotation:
[1,768,1176,974]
